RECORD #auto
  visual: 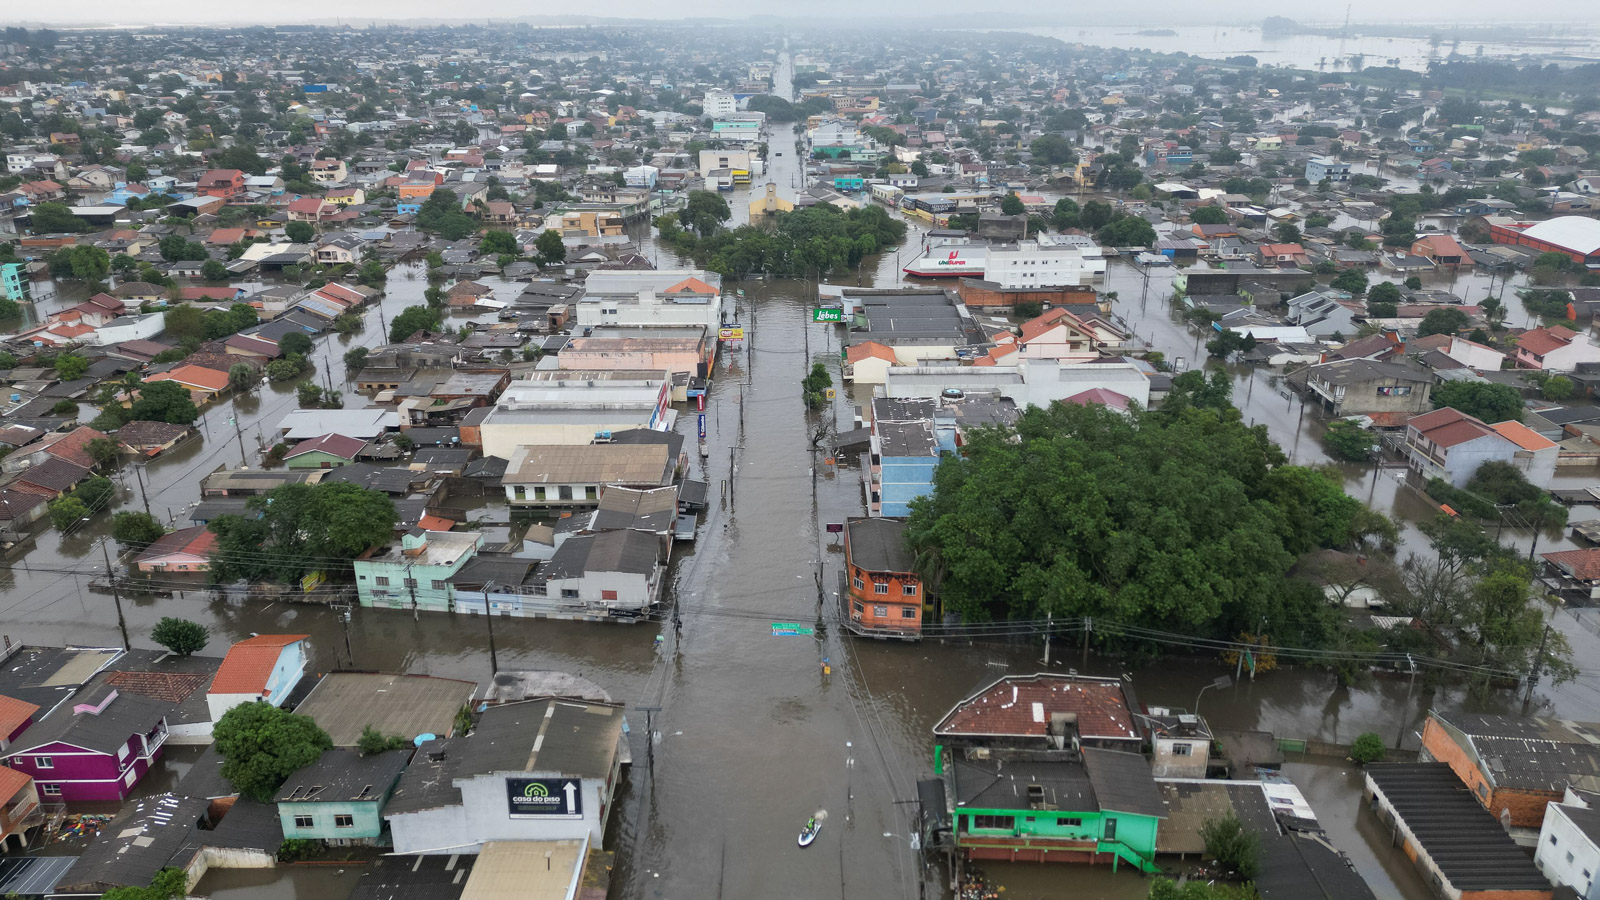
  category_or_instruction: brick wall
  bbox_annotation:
[956,281,1096,309]
[1420,717,1559,828]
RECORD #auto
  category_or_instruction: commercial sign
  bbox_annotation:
[506,777,582,818]
[772,622,816,636]
[812,308,843,323]
[718,327,745,341]
[698,413,707,437]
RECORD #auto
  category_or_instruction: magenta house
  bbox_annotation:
[0,685,170,803]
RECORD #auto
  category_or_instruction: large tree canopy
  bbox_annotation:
[905,397,1394,643]
[208,481,396,583]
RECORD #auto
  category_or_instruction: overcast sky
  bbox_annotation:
[9,1,1587,28]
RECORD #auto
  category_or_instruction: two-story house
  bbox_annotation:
[205,634,309,723]
[526,529,665,617]
[843,517,923,640]
[1299,358,1433,415]
[1516,326,1600,372]
[196,169,245,200]
[1284,290,1358,338]
[0,685,170,803]
[354,530,483,613]
[0,766,41,850]
[275,748,408,846]
[1403,407,1554,488]
[501,444,674,509]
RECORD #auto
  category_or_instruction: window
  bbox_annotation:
[902,584,917,596]
[602,589,619,601]
[432,580,446,591]
[873,582,889,594]
[513,485,526,500]
[534,486,547,500]
[853,603,864,617]
[901,607,917,619]
[335,814,354,828]
[972,815,1015,831]
[853,577,864,590]
[1569,852,1576,865]
[585,486,598,500]
[40,783,60,796]
[403,578,417,589]
[558,485,573,501]
[294,815,315,829]
[34,757,52,769]
[874,605,888,618]
[1550,835,1559,847]
[375,576,390,587]
[1057,817,1082,827]
[561,589,579,599]
[1171,742,1193,756]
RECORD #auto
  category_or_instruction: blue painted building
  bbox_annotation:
[833,176,866,192]
[276,748,409,845]
[1305,157,1352,183]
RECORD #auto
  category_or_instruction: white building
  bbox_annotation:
[702,90,738,119]
[576,270,726,333]
[1535,793,1600,900]
[476,371,673,460]
[623,165,659,189]
[984,237,1108,289]
[884,358,1152,409]
[384,698,625,855]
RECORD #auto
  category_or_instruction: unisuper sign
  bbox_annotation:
[505,777,583,818]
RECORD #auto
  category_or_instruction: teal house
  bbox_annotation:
[354,529,482,613]
[275,749,409,846]
[944,747,1164,871]
[832,176,865,192]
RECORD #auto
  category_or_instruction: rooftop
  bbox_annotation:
[275,748,409,803]
[294,672,476,747]
[503,444,671,486]
[846,517,915,574]
[210,634,307,698]
[933,673,1140,744]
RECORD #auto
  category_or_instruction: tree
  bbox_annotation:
[48,496,91,531]
[1000,192,1025,216]
[1367,281,1402,304]
[1417,307,1470,337]
[85,436,120,467]
[100,868,188,900]
[534,229,566,267]
[1051,198,1080,230]
[1430,382,1523,425]
[113,510,166,549]
[1405,276,1423,290]
[1206,329,1253,359]
[64,244,110,281]
[389,305,441,343]
[28,202,88,233]
[910,160,929,177]
[1029,134,1076,166]
[802,362,833,411]
[151,617,208,657]
[1330,268,1369,295]
[356,725,407,756]
[207,481,397,584]
[1200,812,1260,879]
[284,220,314,243]
[1080,200,1113,231]
[228,363,256,393]
[213,702,333,802]
[130,380,199,425]
[1271,222,1301,243]
[278,332,312,356]
[481,230,517,256]
[680,190,732,238]
[1190,205,1228,225]
[162,304,208,343]
[344,346,369,373]
[1349,732,1386,764]
[1098,215,1156,247]
[1324,419,1374,461]
[200,259,228,282]
[53,352,88,381]
[1147,879,1257,900]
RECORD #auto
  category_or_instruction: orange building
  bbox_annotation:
[843,517,922,640]
[1419,711,1600,830]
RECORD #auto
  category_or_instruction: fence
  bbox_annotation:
[1277,737,1418,762]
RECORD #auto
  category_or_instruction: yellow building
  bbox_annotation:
[749,183,793,219]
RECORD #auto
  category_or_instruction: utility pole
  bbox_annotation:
[231,415,248,467]
[100,538,130,650]
[339,606,354,667]
[637,705,661,771]
[1042,612,1051,666]
[132,464,151,516]
[481,582,499,676]
[1523,623,1552,714]
[1080,616,1091,670]
[407,562,419,621]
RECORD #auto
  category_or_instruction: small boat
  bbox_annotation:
[798,817,821,848]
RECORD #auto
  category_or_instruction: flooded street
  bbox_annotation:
[8,52,1600,900]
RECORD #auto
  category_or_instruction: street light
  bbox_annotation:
[884,831,921,851]
[1193,675,1233,718]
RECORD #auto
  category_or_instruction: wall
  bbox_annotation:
[1420,717,1556,827]
[264,641,306,708]
[279,799,384,841]
[540,569,654,611]
[956,807,1159,871]
[1151,737,1209,778]
[845,560,922,633]
[9,736,156,803]
[389,771,609,854]
[1535,804,1600,900]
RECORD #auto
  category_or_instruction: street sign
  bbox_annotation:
[736,289,746,298]
[506,777,583,818]
[812,308,843,323]
[698,413,707,437]
[718,327,745,341]
[696,393,705,412]
[772,623,816,636]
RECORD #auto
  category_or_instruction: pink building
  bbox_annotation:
[1,686,170,803]
[558,331,710,380]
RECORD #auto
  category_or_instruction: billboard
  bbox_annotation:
[505,777,583,818]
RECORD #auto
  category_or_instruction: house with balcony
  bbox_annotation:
[1285,289,1359,338]
[866,398,945,518]
[525,529,666,619]
[275,748,408,847]
[1299,358,1433,415]
[502,443,674,509]
[0,684,170,803]
[1516,326,1600,372]
[354,530,483,614]
[196,169,245,200]
[0,766,42,850]
[843,518,923,640]
[1403,407,1545,488]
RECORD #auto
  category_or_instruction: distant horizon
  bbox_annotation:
[3,10,1591,31]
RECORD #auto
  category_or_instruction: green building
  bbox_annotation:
[353,530,482,613]
[942,748,1164,872]
[275,748,409,846]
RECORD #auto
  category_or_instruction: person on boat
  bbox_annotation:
[805,817,817,832]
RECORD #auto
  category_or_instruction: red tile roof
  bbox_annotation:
[106,670,208,704]
[146,364,230,393]
[1061,388,1130,410]
[0,695,40,738]
[1518,326,1578,357]
[210,634,308,696]
[664,277,717,295]
[845,341,896,364]
[1490,421,1557,452]
[1408,407,1498,448]
[1544,548,1600,582]
[0,766,31,802]
[933,673,1140,742]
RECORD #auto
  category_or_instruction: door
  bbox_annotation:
[1103,818,1116,841]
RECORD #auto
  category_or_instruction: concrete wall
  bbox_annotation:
[389,771,610,854]
[1535,803,1600,900]
[1420,717,1558,828]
